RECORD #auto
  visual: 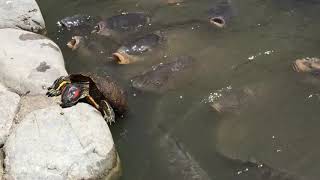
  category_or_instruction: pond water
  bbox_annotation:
[37,0,320,179]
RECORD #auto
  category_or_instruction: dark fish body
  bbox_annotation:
[209,86,257,114]
[113,33,164,64]
[159,133,212,180]
[94,13,151,37]
[157,131,302,180]
[131,56,195,93]
[57,14,99,33]
[124,33,162,55]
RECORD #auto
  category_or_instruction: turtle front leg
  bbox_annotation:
[85,96,115,124]
[46,76,71,97]
[100,100,115,125]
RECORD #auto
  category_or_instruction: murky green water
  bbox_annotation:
[38,0,320,179]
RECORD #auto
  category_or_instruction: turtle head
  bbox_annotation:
[60,82,89,108]
[46,76,71,97]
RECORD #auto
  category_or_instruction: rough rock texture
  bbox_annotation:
[4,103,120,180]
[14,95,60,124]
[0,28,68,95]
[0,83,20,145]
[0,0,45,33]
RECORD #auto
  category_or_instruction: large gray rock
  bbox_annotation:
[14,95,60,124]
[0,83,20,145]
[0,28,67,95]
[4,103,121,180]
[0,0,45,33]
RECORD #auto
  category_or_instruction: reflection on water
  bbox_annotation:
[38,0,320,179]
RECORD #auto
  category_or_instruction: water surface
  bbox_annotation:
[38,0,320,179]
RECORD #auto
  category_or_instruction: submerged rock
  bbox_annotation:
[0,28,67,95]
[0,84,20,145]
[4,103,121,180]
[0,0,45,33]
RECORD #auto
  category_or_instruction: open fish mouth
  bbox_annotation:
[67,36,82,51]
[112,51,132,64]
[209,16,226,28]
[91,21,110,36]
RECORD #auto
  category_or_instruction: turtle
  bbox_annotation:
[46,73,128,124]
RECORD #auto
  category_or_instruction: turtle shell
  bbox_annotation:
[68,73,128,115]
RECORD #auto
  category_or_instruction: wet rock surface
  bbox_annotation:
[0,84,20,145]
[4,103,120,180]
[0,0,45,33]
[0,28,67,95]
